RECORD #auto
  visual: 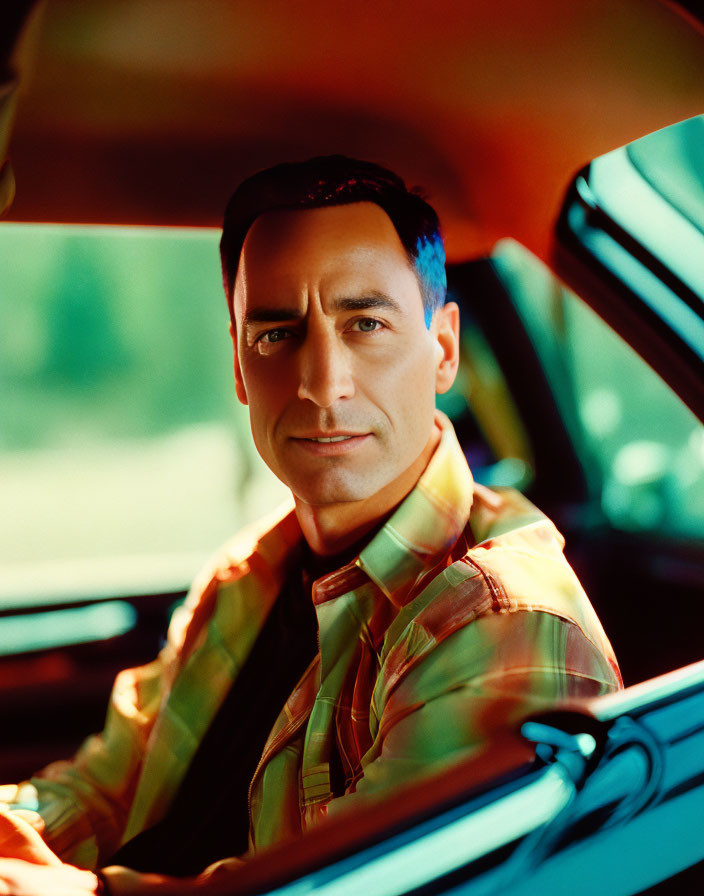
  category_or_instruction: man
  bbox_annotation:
[0,155,621,894]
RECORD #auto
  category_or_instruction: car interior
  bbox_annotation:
[2,1,704,894]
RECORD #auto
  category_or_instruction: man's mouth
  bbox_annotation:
[290,432,371,454]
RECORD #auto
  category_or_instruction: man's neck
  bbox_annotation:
[294,426,441,558]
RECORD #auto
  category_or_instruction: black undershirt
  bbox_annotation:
[108,538,367,876]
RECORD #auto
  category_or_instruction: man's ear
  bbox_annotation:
[230,322,249,406]
[433,301,460,395]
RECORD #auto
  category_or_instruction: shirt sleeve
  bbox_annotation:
[0,573,220,871]
[328,607,620,815]
[1,651,169,869]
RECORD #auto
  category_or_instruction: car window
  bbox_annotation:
[492,239,704,541]
[0,223,289,606]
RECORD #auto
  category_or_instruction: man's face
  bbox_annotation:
[232,202,458,507]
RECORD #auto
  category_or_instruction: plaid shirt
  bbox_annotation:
[9,412,621,873]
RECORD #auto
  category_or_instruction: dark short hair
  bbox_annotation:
[220,155,447,325]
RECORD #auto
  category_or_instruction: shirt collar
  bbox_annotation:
[356,411,474,606]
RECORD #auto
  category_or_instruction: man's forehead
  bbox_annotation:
[231,202,424,325]
[238,202,411,279]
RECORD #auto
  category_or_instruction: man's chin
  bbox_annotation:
[288,474,381,508]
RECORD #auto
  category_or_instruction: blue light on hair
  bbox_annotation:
[414,233,447,327]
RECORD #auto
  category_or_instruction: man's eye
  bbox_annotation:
[260,328,290,344]
[354,318,382,333]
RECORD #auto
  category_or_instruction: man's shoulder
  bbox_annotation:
[378,483,621,699]
[190,498,299,592]
[393,483,604,652]
[467,481,563,549]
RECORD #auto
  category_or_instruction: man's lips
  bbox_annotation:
[289,432,371,455]
[293,431,367,441]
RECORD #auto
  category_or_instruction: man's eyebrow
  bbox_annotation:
[243,294,403,327]
[330,293,403,314]
[243,307,304,327]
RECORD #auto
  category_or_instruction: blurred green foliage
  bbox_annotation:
[0,224,237,449]
[0,224,289,596]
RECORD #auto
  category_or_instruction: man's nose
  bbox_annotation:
[296,327,355,407]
